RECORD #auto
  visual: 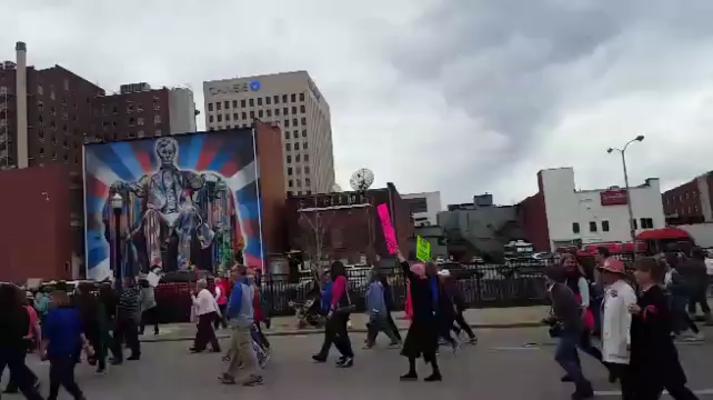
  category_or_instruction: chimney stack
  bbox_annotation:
[15,41,28,169]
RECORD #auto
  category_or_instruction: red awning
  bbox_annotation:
[636,228,691,241]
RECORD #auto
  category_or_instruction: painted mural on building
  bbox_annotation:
[84,129,263,281]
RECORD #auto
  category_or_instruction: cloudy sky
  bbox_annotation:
[2,0,713,206]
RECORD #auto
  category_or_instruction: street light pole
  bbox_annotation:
[607,135,645,258]
[111,193,124,290]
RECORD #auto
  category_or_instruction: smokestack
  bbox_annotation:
[15,41,28,169]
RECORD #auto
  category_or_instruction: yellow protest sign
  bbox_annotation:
[416,235,431,263]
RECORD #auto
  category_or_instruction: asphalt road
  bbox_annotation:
[4,326,713,400]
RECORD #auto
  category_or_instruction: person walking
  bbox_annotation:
[440,269,477,345]
[379,274,403,343]
[112,278,142,364]
[364,272,400,349]
[685,247,712,326]
[434,268,458,353]
[139,278,159,336]
[190,279,221,353]
[599,259,637,399]
[3,290,41,394]
[0,284,44,400]
[312,269,335,362]
[665,251,704,341]
[326,261,355,368]
[219,265,263,386]
[98,282,120,365]
[545,265,594,400]
[42,290,89,400]
[213,275,230,330]
[630,257,700,400]
[397,251,442,382]
[75,282,105,373]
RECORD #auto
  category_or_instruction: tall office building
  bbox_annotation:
[203,71,335,195]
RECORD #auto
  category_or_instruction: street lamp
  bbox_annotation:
[111,193,123,290]
[607,135,645,256]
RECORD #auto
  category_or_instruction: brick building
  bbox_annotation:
[285,183,414,265]
[662,171,713,225]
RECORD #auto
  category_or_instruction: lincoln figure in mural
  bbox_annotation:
[106,137,243,272]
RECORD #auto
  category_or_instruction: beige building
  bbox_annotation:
[203,71,335,195]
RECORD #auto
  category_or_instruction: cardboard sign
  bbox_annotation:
[376,203,399,255]
[416,236,431,262]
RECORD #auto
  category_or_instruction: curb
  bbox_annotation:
[140,321,545,343]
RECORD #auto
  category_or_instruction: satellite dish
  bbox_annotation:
[349,168,374,191]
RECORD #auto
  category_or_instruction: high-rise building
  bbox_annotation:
[93,83,197,142]
[203,71,335,195]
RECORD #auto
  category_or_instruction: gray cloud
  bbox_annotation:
[2,1,713,206]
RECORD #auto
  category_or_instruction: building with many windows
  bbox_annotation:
[402,191,442,227]
[203,71,335,195]
[662,170,713,225]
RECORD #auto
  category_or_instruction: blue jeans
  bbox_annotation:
[555,330,591,392]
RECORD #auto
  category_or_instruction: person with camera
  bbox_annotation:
[545,265,594,400]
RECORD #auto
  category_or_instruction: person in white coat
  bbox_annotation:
[599,258,637,400]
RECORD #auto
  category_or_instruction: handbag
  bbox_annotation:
[334,289,356,315]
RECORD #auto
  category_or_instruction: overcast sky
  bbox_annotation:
[3,0,713,206]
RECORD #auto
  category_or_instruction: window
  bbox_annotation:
[602,220,610,232]
[216,102,222,111]
[137,130,145,138]
[286,143,291,151]
[234,112,239,120]
[224,101,229,109]
[249,111,255,118]
[241,99,246,108]
[640,218,654,229]
[296,166,301,174]
[128,117,135,127]
[293,118,298,126]
[302,130,307,138]
[226,113,231,121]
[266,97,271,105]
[232,100,238,108]
[242,112,247,119]
[303,142,308,150]
[282,94,288,103]
[291,93,296,102]
[137,117,144,126]
[287,167,293,175]
[305,166,310,174]
[272,95,278,104]
[296,154,301,162]
[217,114,222,122]
[208,103,214,112]
[292,106,297,114]
[293,131,299,139]
[295,142,300,151]
[305,178,311,187]
[275,108,281,116]
[632,219,638,229]
[37,85,43,96]
[589,221,597,232]
[572,223,580,234]
[301,117,307,125]
[257,97,263,106]
[299,93,305,102]
[304,154,309,162]
[296,178,301,187]
[300,105,306,113]
[285,119,290,127]
[155,129,162,136]
[266,110,272,117]
[284,131,289,140]
[283,107,288,115]
[288,179,293,188]
[249,98,254,107]
[287,155,292,163]
[258,110,263,118]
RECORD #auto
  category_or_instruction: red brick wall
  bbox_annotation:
[662,179,703,224]
[0,165,72,283]
[517,192,550,252]
[255,121,286,255]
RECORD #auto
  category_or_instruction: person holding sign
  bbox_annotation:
[397,250,442,382]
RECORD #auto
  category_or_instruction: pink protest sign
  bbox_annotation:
[377,203,399,255]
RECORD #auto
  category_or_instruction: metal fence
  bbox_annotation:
[261,263,550,316]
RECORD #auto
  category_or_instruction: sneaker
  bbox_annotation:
[312,354,327,363]
[400,372,418,381]
[218,374,236,385]
[571,385,594,400]
[678,331,704,342]
[336,357,353,368]
[424,372,442,382]
[242,375,263,387]
[468,337,478,345]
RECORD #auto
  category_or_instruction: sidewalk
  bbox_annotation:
[140,305,549,342]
